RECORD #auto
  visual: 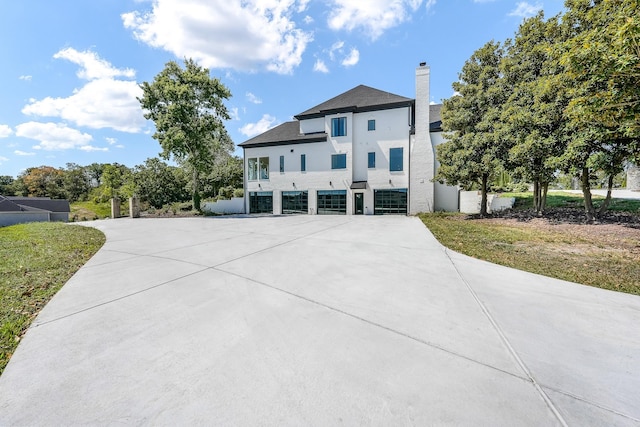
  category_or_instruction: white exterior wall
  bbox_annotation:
[300,117,324,134]
[244,107,411,215]
[431,131,460,211]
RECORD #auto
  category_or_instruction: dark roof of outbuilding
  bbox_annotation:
[238,121,327,148]
[0,196,24,212]
[295,85,413,120]
[6,197,70,213]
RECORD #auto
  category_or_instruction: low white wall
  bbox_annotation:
[459,191,515,214]
[202,197,245,214]
[0,212,51,227]
[459,191,482,214]
[628,165,640,191]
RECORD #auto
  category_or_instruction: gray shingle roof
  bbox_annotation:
[0,196,24,212]
[6,197,70,213]
[239,87,442,148]
[238,121,327,148]
[295,85,413,119]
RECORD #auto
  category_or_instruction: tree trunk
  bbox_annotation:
[533,181,540,214]
[480,174,489,217]
[541,182,548,213]
[192,168,201,211]
[581,167,595,223]
[597,174,614,218]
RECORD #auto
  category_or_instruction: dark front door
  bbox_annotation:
[354,193,364,215]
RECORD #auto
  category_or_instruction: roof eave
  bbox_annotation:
[240,135,327,149]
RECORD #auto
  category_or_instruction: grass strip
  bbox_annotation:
[0,222,105,374]
[419,212,640,296]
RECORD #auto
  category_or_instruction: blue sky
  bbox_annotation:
[0,0,565,178]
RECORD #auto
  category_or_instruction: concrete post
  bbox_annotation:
[129,196,140,218]
[111,198,120,219]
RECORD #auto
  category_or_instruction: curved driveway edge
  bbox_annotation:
[0,215,638,425]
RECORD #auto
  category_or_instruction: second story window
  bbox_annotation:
[331,117,347,137]
[301,154,306,172]
[368,119,376,131]
[259,157,270,179]
[248,157,270,180]
[389,148,403,172]
[368,152,376,168]
[331,153,347,169]
[280,155,284,173]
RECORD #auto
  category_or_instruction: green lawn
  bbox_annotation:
[0,222,105,374]
[419,210,640,295]
[70,200,129,221]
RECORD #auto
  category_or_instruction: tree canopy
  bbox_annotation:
[436,41,507,216]
[437,0,640,220]
[138,58,233,211]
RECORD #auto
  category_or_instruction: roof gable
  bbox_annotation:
[294,85,413,120]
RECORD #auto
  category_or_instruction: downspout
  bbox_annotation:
[408,101,414,216]
[242,147,247,214]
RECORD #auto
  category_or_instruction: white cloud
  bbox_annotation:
[303,15,314,24]
[19,75,32,81]
[80,145,109,152]
[341,48,360,67]
[323,41,359,69]
[14,150,36,156]
[509,2,542,17]
[23,78,144,133]
[15,122,93,151]
[425,0,436,10]
[329,41,345,60]
[0,125,12,138]
[54,47,136,80]
[229,107,240,120]
[0,156,8,165]
[122,0,313,74]
[314,59,329,73]
[239,114,277,137]
[297,0,310,12]
[246,92,262,104]
[327,0,424,40]
[105,137,117,145]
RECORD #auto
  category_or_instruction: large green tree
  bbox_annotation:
[559,0,640,220]
[499,12,569,214]
[63,163,91,202]
[202,154,243,199]
[436,41,507,216]
[19,166,66,199]
[0,176,14,196]
[133,157,189,208]
[139,59,233,211]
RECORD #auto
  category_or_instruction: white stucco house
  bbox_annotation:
[238,63,458,215]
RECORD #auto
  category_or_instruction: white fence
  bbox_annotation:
[202,197,245,214]
[459,191,515,214]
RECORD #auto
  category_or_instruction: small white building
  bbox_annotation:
[238,63,458,215]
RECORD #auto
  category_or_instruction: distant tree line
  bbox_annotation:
[0,155,243,209]
[436,0,640,220]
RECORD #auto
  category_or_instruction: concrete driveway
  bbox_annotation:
[0,215,638,425]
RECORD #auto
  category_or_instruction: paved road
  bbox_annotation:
[0,216,638,425]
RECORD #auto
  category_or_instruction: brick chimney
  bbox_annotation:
[409,62,435,213]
